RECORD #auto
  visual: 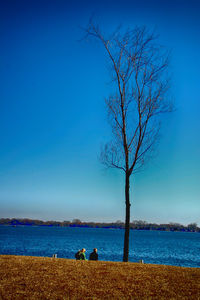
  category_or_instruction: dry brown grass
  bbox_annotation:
[0,255,199,299]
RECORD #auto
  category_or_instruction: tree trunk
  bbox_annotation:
[123,172,130,262]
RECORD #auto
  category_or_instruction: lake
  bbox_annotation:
[0,226,199,268]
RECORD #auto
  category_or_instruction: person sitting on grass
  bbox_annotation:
[79,248,87,260]
[89,248,98,261]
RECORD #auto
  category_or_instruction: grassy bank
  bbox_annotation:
[0,255,199,299]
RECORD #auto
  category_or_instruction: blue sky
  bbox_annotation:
[0,0,200,225]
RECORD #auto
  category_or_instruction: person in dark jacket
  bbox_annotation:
[89,248,98,261]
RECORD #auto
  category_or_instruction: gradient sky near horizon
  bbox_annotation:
[0,0,200,225]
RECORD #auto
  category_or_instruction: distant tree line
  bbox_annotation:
[0,218,199,232]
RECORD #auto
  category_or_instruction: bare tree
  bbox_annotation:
[85,21,173,262]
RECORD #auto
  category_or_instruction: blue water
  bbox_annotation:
[0,226,199,268]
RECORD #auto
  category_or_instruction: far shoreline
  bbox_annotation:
[1,224,200,233]
[0,218,199,233]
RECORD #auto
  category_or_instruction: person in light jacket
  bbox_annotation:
[79,248,87,260]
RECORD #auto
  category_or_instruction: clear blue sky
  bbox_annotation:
[0,0,199,225]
